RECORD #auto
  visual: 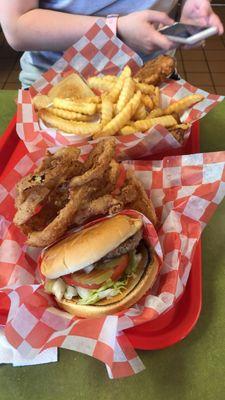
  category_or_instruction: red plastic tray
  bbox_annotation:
[0,116,202,350]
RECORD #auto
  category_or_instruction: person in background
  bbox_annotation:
[0,0,223,88]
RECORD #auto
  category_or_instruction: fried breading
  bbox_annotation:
[72,195,124,226]
[168,123,191,144]
[14,147,83,226]
[134,55,176,86]
[21,183,71,234]
[26,187,91,247]
[125,169,158,227]
[14,187,50,226]
[70,138,116,187]
[15,146,81,203]
[14,138,157,247]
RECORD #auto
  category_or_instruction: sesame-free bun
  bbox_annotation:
[56,249,159,318]
[41,215,143,279]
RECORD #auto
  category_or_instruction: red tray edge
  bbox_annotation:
[0,114,18,176]
[0,116,202,351]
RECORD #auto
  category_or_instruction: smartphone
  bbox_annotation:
[159,22,217,45]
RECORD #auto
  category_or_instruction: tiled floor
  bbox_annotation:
[0,6,225,93]
[176,6,225,95]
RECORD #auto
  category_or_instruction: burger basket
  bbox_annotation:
[16,19,223,158]
[1,135,225,378]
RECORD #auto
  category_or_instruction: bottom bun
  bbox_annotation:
[56,249,159,318]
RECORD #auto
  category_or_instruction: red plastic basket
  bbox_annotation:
[0,116,202,350]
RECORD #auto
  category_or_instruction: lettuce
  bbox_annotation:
[76,252,142,305]
[77,279,126,305]
[125,251,142,277]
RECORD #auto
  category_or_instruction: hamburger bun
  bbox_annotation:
[41,215,143,279]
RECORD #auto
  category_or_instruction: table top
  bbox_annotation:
[0,90,225,400]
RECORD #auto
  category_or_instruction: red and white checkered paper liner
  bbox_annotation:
[16,19,223,158]
[1,149,225,378]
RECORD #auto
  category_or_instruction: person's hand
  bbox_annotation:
[117,10,176,55]
[180,0,224,34]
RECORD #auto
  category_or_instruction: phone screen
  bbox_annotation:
[160,23,208,38]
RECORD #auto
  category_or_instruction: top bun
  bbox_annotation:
[41,215,143,279]
[48,73,94,100]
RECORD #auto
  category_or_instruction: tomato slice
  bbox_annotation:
[63,267,115,289]
[62,254,129,289]
[111,254,129,281]
[62,274,102,289]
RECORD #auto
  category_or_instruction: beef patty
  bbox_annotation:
[103,229,143,260]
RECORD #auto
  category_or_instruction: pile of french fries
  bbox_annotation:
[36,66,204,139]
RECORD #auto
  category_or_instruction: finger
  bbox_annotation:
[209,14,224,35]
[145,10,174,26]
[150,29,177,51]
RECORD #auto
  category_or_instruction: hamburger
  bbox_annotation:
[41,215,159,318]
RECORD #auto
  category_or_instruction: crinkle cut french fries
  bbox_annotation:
[33,66,205,139]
